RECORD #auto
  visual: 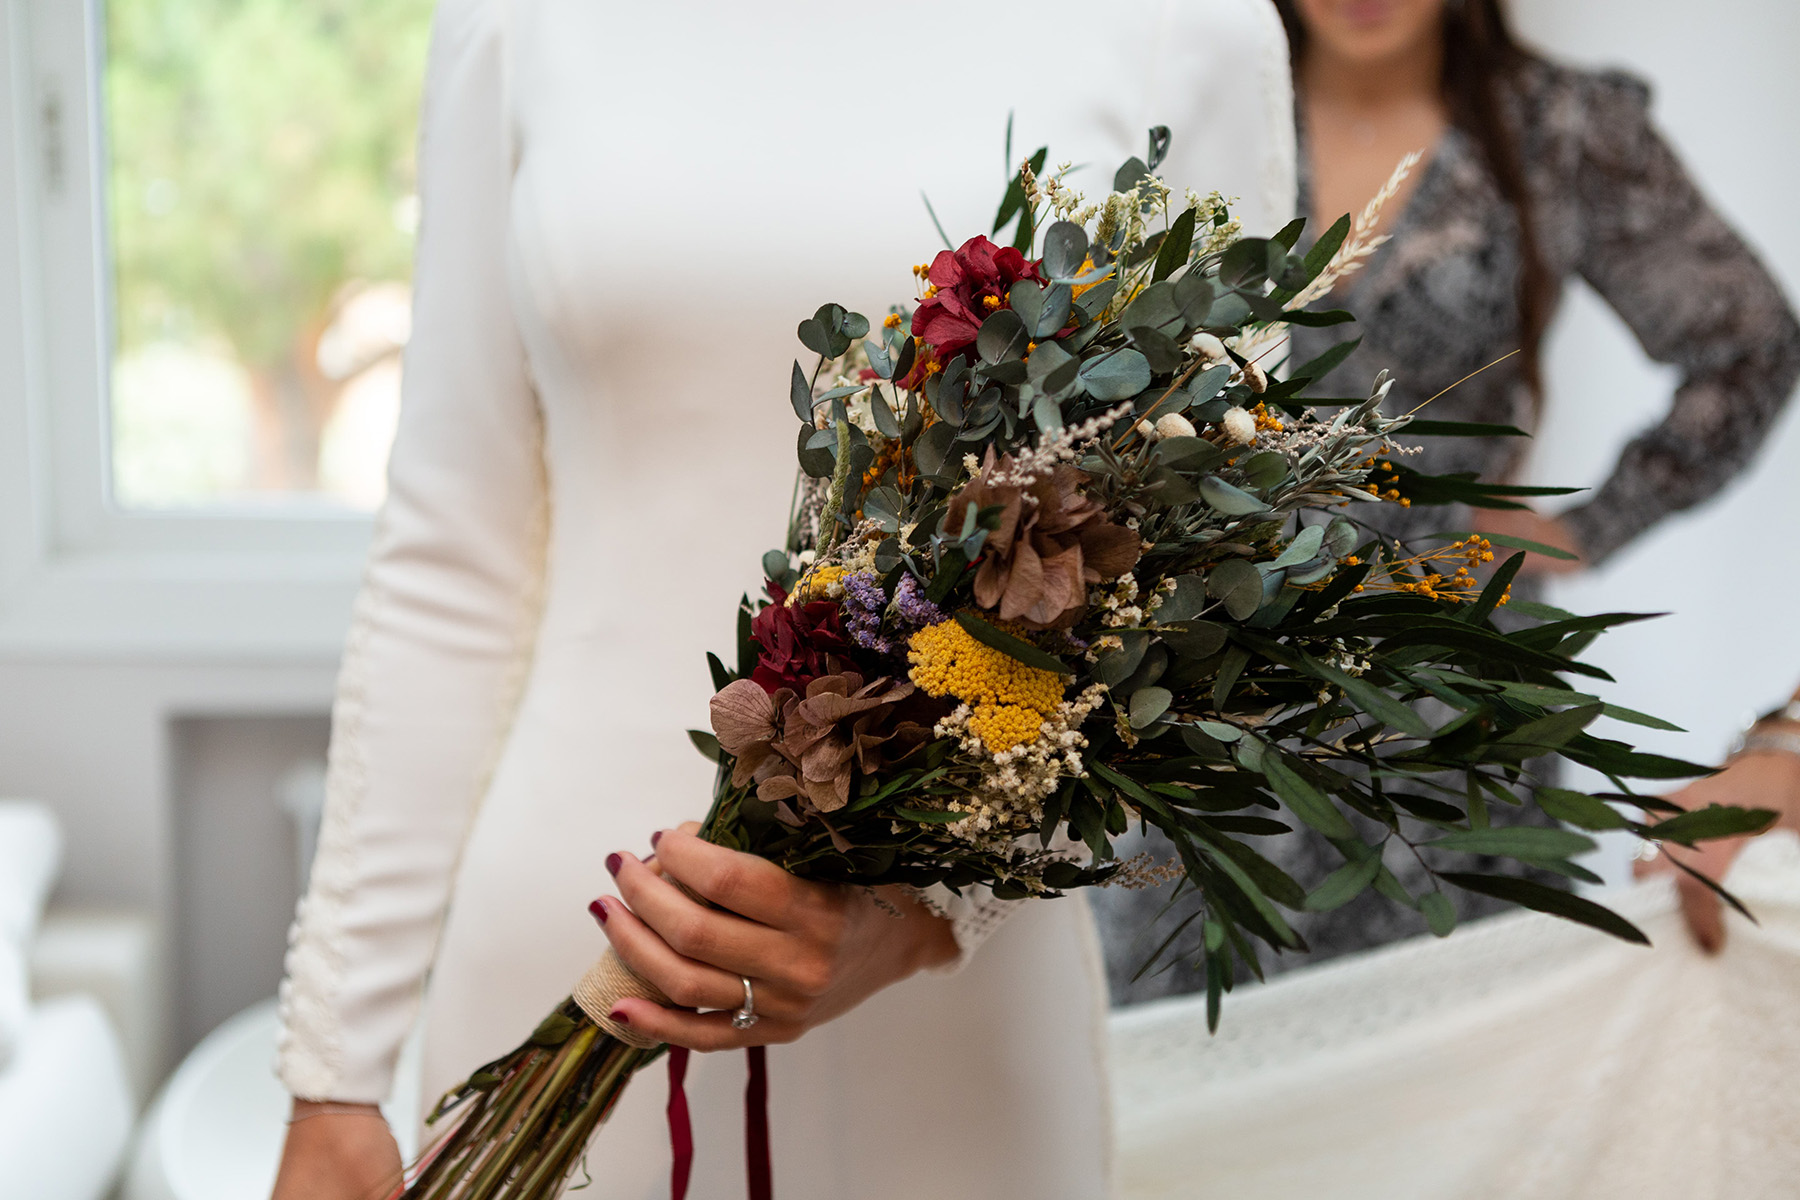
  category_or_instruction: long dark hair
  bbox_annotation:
[1276,0,1556,395]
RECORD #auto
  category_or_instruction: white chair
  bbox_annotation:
[124,999,422,1200]
[0,800,136,1200]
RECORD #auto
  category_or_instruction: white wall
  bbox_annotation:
[1503,1,1800,883]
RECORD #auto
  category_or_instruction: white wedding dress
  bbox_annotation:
[273,2,1296,1195]
[1112,832,1800,1200]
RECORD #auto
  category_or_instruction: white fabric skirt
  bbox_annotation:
[1111,830,1800,1200]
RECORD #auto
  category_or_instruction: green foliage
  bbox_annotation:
[106,0,433,369]
[684,124,1762,1030]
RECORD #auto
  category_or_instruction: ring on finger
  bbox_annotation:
[731,976,759,1030]
[1634,838,1662,863]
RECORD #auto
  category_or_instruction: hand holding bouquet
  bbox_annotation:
[398,129,1773,1199]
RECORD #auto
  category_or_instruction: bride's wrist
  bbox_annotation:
[289,1098,387,1125]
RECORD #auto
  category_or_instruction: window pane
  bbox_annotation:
[104,0,434,510]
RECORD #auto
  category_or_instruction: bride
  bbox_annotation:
[268,1,1298,1195]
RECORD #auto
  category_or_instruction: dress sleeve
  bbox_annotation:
[1561,71,1800,565]
[276,0,548,1103]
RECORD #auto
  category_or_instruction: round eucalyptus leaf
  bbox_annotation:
[976,308,1030,364]
[1092,631,1150,687]
[1043,220,1090,279]
[1160,621,1229,659]
[912,421,956,478]
[841,310,870,339]
[797,317,832,358]
[761,549,790,581]
[1009,280,1045,331]
[1127,325,1183,374]
[1078,347,1153,401]
[1121,280,1182,336]
[1206,557,1263,619]
[797,422,835,477]
[1129,686,1173,730]
[1150,574,1209,623]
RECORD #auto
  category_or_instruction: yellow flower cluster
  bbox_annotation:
[792,564,848,603]
[1352,537,1502,603]
[907,617,1064,754]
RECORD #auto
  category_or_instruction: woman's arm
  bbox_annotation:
[1560,72,1800,566]
[273,0,541,1171]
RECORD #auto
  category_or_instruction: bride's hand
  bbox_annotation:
[593,823,958,1050]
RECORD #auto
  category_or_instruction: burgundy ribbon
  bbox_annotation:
[664,1045,772,1200]
[746,1045,772,1200]
[667,1047,694,1199]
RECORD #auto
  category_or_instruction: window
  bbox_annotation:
[104,0,434,510]
[0,0,436,654]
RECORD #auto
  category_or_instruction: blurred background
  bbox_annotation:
[0,0,1793,1196]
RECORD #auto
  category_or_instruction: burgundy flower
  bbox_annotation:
[749,581,857,694]
[907,236,1042,379]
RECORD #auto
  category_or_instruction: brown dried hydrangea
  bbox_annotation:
[944,449,1142,629]
[709,673,936,815]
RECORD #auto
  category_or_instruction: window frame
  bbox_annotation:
[0,0,372,659]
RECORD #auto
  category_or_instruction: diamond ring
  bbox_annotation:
[731,976,758,1030]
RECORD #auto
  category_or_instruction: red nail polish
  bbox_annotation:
[588,899,608,925]
[650,830,664,849]
[608,1008,630,1026]
[605,852,622,876]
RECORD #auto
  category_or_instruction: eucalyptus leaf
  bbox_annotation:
[1129,686,1173,730]
[1151,574,1209,623]
[976,308,1030,364]
[1043,220,1090,279]
[1078,348,1153,401]
[1199,476,1269,517]
[1160,621,1229,659]
[1206,558,1263,620]
[789,361,814,422]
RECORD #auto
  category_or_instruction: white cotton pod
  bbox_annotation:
[1190,332,1227,360]
[1240,361,1268,393]
[1135,419,1158,440]
[1154,413,1197,440]
[1221,406,1257,445]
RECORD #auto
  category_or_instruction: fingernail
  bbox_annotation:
[644,854,655,866]
[650,830,664,849]
[588,898,608,925]
[608,1008,630,1026]
[605,852,622,876]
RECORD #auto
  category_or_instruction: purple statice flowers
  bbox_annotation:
[842,570,945,656]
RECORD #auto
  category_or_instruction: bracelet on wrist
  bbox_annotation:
[288,1104,386,1126]
[1736,727,1800,762]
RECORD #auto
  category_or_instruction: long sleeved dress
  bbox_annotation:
[1101,56,1800,1006]
[271,1,1298,1193]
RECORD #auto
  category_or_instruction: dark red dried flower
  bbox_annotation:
[908,236,1041,376]
[749,581,857,694]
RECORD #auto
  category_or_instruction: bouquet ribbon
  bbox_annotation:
[574,948,773,1198]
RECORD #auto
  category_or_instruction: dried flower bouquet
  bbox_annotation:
[396,128,1772,1198]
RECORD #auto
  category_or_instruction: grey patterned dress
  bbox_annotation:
[1098,57,1800,1006]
